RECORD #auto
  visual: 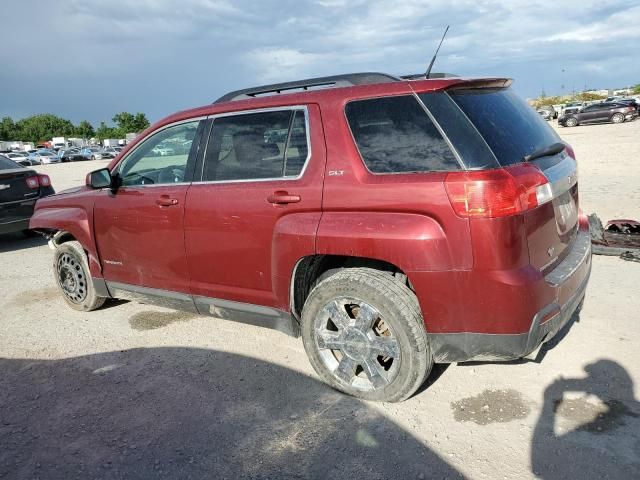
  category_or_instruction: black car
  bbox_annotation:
[611,98,639,113]
[0,154,55,235]
[558,102,638,127]
[60,148,85,162]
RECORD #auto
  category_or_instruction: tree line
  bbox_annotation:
[0,112,150,143]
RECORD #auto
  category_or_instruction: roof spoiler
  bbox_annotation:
[446,78,513,90]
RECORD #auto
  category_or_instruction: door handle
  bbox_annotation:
[267,191,301,205]
[156,195,179,207]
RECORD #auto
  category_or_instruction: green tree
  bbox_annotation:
[0,116,17,141]
[15,114,75,143]
[74,120,95,139]
[95,121,119,141]
[632,84,640,94]
[112,112,150,135]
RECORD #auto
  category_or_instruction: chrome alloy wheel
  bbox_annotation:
[314,297,401,391]
[56,252,88,304]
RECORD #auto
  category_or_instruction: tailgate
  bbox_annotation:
[525,154,579,271]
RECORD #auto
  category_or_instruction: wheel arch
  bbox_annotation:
[290,254,409,321]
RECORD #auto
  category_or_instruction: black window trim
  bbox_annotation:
[343,93,466,176]
[112,116,207,189]
[196,105,312,184]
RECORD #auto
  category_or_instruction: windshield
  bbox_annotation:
[448,88,561,166]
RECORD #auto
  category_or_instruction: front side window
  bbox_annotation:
[201,109,309,182]
[345,95,460,173]
[117,121,199,186]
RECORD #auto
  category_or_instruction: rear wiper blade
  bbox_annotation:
[523,142,566,162]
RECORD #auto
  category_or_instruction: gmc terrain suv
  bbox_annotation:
[31,72,591,402]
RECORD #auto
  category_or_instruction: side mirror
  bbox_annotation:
[86,168,112,189]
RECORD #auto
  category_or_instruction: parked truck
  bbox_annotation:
[102,139,122,147]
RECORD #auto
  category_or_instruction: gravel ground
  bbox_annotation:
[1,120,639,479]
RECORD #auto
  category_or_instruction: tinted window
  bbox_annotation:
[202,109,308,182]
[418,93,497,169]
[449,88,561,166]
[345,95,459,173]
[0,155,20,169]
[118,121,199,186]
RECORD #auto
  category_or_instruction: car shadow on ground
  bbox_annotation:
[531,358,640,478]
[0,232,47,253]
[0,348,461,480]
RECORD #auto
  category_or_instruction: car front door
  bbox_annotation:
[93,119,205,295]
[184,105,326,314]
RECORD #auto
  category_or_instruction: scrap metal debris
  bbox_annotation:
[589,214,640,262]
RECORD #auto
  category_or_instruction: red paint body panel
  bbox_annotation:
[29,187,103,277]
[317,96,472,272]
[183,105,326,309]
[93,185,190,292]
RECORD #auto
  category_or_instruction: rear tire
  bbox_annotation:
[53,241,105,311]
[611,113,624,124]
[301,268,432,402]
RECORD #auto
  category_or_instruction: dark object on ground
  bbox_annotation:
[620,251,640,263]
[589,214,640,256]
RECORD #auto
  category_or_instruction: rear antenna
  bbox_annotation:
[425,25,450,79]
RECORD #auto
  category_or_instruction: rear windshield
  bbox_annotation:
[0,155,20,170]
[448,88,560,166]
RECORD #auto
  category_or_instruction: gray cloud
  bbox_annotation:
[0,0,637,125]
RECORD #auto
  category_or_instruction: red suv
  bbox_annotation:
[31,72,591,402]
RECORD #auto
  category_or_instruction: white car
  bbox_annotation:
[31,151,61,164]
[4,152,35,166]
[152,146,175,156]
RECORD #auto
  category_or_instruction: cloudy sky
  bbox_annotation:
[0,0,638,125]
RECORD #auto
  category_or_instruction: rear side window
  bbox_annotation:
[202,109,309,182]
[448,88,560,166]
[345,95,460,173]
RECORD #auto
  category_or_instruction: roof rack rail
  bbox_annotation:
[401,72,459,80]
[213,72,401,104]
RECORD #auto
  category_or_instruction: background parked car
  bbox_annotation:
[28,150,60,164]
[559,102,638,127]
[80,146,103,160]
[4,152,36,166]
[59,148,86,162]
[0,154,54,235]
[536,105,555,120]
[610,98,639,114]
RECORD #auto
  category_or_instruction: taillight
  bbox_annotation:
[26,176,39,189]
[37,174,51,187]
[445,164,551,218]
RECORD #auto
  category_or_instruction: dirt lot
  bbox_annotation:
[1,120,639,479]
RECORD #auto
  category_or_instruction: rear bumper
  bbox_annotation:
[428,264,589,362]
[411,225,592,363]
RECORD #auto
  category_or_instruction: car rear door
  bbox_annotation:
[93,119,205,294]
[184,105,325,312]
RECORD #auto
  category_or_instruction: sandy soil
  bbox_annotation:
[1,119,639,479]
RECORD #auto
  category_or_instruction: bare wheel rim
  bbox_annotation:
[314,297,401,391]
[56,252,88,304]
